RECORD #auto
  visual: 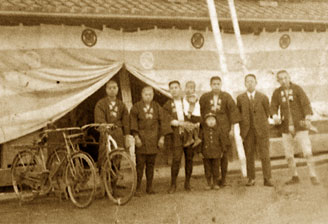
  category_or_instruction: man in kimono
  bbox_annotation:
[94,79,130,167]
[237,74,273,187]
[199,76,240,187]
[130,86,171,196]
[271,70,319,185]
[163,80,201,193]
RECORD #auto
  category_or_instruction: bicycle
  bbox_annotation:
[81,123,137,205]
[11,126,97,208]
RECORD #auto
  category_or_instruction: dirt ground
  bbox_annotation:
[0,163,328,224]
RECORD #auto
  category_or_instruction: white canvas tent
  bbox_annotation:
[1,24,328,144]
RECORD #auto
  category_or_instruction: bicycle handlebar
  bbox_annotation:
[81,123,117,131]
[42,127,82,134]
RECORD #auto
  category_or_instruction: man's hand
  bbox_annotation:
[198,152,204,159]
[134,135,142,148]
[171,120,180,127]
[158,136,165,149]
[272,114,281,125]
[288,125,295,135]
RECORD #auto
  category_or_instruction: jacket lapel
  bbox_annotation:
[243,92,250,112]
[254,91,260,108]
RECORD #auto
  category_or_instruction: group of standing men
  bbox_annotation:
[94,69,319,197]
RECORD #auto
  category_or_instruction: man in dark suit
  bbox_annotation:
[237,74,273,187]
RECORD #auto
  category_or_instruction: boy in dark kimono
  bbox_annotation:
[94,80,130,167]
[199,76,240,186]
[130,86,171,196]
[200,113,222,190]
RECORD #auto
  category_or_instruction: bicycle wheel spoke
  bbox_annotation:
[103,150,137,205]
[45,149,67,195]
[66,152,96,208]
[12,151,42,202]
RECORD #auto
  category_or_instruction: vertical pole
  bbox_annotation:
[228,0,248,73]
[206,0,228,75]
[119,66,135,159]
[206,0,247,177]
[119,66,133,111]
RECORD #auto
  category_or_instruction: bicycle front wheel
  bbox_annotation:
[102,150,137,205]
[65,152,96,208]
[45,149,67,194]
[11,150,42,202]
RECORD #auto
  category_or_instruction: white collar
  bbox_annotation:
[247,91,256,99]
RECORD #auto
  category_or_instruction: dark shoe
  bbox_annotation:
[218,179,229,187]
[184,182,192,191]
[167,185,176,194]
[134,189,142,197]
[146,189,156,195]
[285,176,300,185]
[264,179,274,187]
[310,176,320,186]
[246,179,255,187]
[192,138,202,148]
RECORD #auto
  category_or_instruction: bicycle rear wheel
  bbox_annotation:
[102,150,137,205]
[11,150,42,202]
[65,152,96,208]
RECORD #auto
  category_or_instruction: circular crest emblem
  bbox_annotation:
[140,52,154,69]
[81,29,97,47]
[191,33,205,49]
[279,34,291,49]
[23,50,41,69]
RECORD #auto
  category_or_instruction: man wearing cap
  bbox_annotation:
[237,74,273,187]
[163,80,201,193]
[271,70,319,185]
[199,76,240,187]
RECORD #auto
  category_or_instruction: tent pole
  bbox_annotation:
[119,66,133,111]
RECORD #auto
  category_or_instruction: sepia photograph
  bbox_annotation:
[0,0,327,223]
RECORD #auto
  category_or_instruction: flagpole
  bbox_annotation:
[206,0,228,75]
[206,0,247,177]
[228,0,247,73]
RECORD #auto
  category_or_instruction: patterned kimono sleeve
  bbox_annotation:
[226,94,241,124]
[199,93,207,118]
[94,100,106,123]
[296,85,313,116]
[129,104,139,136]
[270,89,280,117]
[163,101,174,122]
[157,103,172,136]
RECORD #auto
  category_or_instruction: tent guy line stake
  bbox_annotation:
[227,0,248,73]
[206,0,228,75]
